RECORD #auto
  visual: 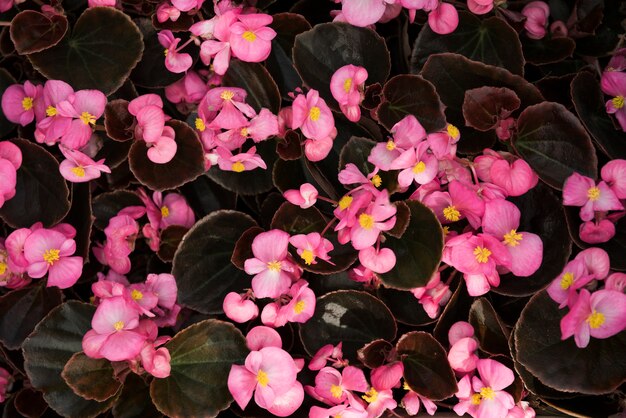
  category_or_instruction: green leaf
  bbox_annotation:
[397,331,458,401]
[28,7,143,95]
[150,319,248,417]
[412,12,524,76]
[61,352,121,402]
[299,290,397,361]
[513,102,597,189]
[379,200,443,290]
[23,301,119,418]
[468,298,510,356]
[10,10,68,54]
[172,210,257,314]
[377,287,436,326]
[0,139,70,228]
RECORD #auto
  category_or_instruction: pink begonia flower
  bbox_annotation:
[371,362,403,390]
[284,183,318,209]
[138,189,195,231]
[448,337,479,373]
[158,30,193,74]
[171,0,204,12]
[369,114,428,170]
[0,367,11,403]
[495,117,515,141]
[88,0,116,6]
[229,14,276,63]
[400,0,438,22]
[507,401,536,418]
[308,343,346,371]
[362,385,398,418]
[341,0,390,27]
[560,289,626,348]
[97,213,141,275]
[606,272,626,293]
[246,108,279,143]
[338,163,382,192]
[467,0,494,15]
[427,125,460,160]
[246,326,282,351]
[390,142,439,187]
[145,273,178,312]
[335,190,375,234]
[350,190,397,250]
[165,71,208,107]
[23,229,83,289]
[140,339,171,378]
[128,283,159,317]
[128,94,165,141]
[304,130,336,162]
[0,141,22,208]
[457,359,515,418]
[482,199,543,277]
[156,2,181,22]
[428,2,459,35]
[521,1,550,40]
[34,80,74,146]
[216,146,267,172]
[146,125,177,164]
[289,233,333,265]
[0,240,30,289]
[402,385,437,416]
[575,247,611,280]
[55,90,107,149]
[449,321,475,346]
[309,365,368,405]
[358,246,396,274]
[443,232,512,296]
[244,230,297,298]
[562,173,623,222]
[1,81,44,126]
[547,259,593,308]
[601,159,626,198]
[228,347,303,415]
[330,65,368,122]
[310,403,368,418]
[224,292,259,323]
[579,219,616,244]
[424,180,485,229]
[410,272,451,319]
[474,150,538,197]
[369,139,404,171]
[201,87,255,130]
[82,296,147,361]
[270,280,316,327]
[292,89,335,141]
[59,146,110,183]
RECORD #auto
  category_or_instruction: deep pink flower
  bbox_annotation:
[55,90,107,149]
[427,125,459,160]
[371,362,404,390]
[0,367,11,403]
[521,1,550,39]
[165,71,208,108]
[330,65,368,122]
[390,142,439,187]
[562,173,623,222]
[156,2,181,22]
[310,365,368,405]
[470,359,515,418]
[0,141,21,208]
[171,0,204,12]
[23,229,83,289]
[1,81,44,126]
[424,180,485,229]
[606,272,626,293]
[140,340,171,378]
[428,2,459,35]
[216,146,267,172]
[308,343,346,371]
[284,183,318,209]
[402,387,437,416]
[138,189,195,231]
[362,385,398,418]
[246,326,283,351]
[310,403,368,418]
[200,87,255,130]
[158,30,193,74]
[601,159,626,198]
[244,230,296,298]
[271,280,316,327]
[410,273,451,318]
[467,0,494,15]
[59,146,110,182]
[341,0,389,27]
[229,14,276,63]
[448,337,479,373]
[547,259,593,308]
[579,219,616,244]
[224,291,259,323]
[349,190,397,250]
[449,321,475,346]
[289,233,333,266]
[34,80,75,146]
[292,89,335,141]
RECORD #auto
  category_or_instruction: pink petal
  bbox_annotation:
[358,246,396,274]
[476,358,514,391]
[228,365,257,410]
[98,330,146,361]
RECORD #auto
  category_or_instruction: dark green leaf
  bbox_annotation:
[92,190,143,230]
[377,287,436,326]
[157,225,188,263]
[468,298,510,356]
[223,60,281,114]
[61,352,121,402]
[112,374,161,418]
[10,10,68,54]
[521,37,575,65]
[462,86,520,131]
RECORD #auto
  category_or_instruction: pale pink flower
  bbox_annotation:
[59,146,110,183]
[521,1,550,40]
[34,80,74,145]
[448,337,479,374]
[289,233,333,266]
[158,30,193,74]
[156,3,181,22]
[310,403,368,418]
[330,65,368,122]
[270,280,316,327]
[1,81,44,126]
[349,190,396,250]
[244,230,296,298]
[23,229,83,289]
[358,246,396,274]
[467,359,515,418]
[223,292,259,323]
[410,273,451,319]
[563,173,623,222]
[171,0,204,12]
[138,189,195,231]
[292,89,335,141]
[506,401,536,418]
[229,14,276,63]
[428,2,459,35]
[561,289,626,348]
[601,71,626,131]
[308,343,346,371]
[601,159,626,198]
[427,126,459,160]
[165,71,208,108]
[284,183,319,209]
[467,0,494,15]
[140,339,171,378]
[216,146,267,172]
[402,387,437,416]
[53,89,106,149]
[341,0,389,27]
[390,142,439,187]
[309,365,368,405]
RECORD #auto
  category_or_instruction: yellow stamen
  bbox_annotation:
[161,206,170,218]
[131,289,143,300]
[22,97,33,111]
[473,246,491,264]
[240,127,249,137]
[300,249,314,265]
[503,229,523,247]
[164,49,168,56]
[309,106,321,121]
[447,124,459,138]
[80,111,96,125]
[560,272,574,290]
[402,382,411,391]
[113,321,124,331]
[338,195,353,210]
[587,187,600,201]
[256,370,269,387]
[587,310,605,329]
[412,161,426,174]
[362,388,378,404]
[386,140,396,151]
[371,174,382,188]
[267,260,282,272]
[242,30,257,42]
[330,384,343,399]
[480,387,495,400]
[46,105,57,117]
[231,161,245,172]
[71,166,85,177]
[443,205,461,222]
[442,226,450,236]
[0,262,6,276]
[195,117,206,132]
[293,300,305,314]
[43,249,60,265]
[471,393,482,405]
[612,95,625,109]
[220,90,235,101]
[343,78,352,93]
[358,213,374,230]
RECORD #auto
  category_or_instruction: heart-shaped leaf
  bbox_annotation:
[0,139,70,228]
[462,86,520,131]
[411,12,524,76]
[61,352,121,402]
[513,102,597,189]
[28,7,143,95]
[379,200,443,290]
[357,339,394,369]
[150,319,248,417]
[222,60,281,114]
[468,298,510,356]
[299,290,397,361]
[22,301,119,417]
[10,10,68,54]
[397,331,458,401]
[172,210,257,314]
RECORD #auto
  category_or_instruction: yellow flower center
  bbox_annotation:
[471,393,482,405]
[447,124,460,138]
[386,140,396,151]
[402,382,411,391]
[560,272,574,290]
[71,166,85,177]
[256,370,269,387]
[412,161,426,174]
[195,117,205,132]
[164,49,168,56]
[113,321,124,331]
[80,111,96,125]
[338,195,353,210]
[362,388,378,404]
[267,260,282,272]
[330,384,343,399]
[309,106,321,121]
[587,187,600,201]
[443,205,461,222]
[442,226,450,236]
[220,90,235,101]
[587,310,605,329]
[480,386,495,400]
[503,229,523,247]
[300,249,314,265]
[343,78,352,93]
[242,30,257,42]
[612,95,625,109]
[232,161,246,172]
[43,249,60,265]
[371,174,382,188]
[131,289,143,300]
[46,105,57,117]
[474,246,491,264]
[0,262,6,276]
[161,206,170,218]
[359,213,374,230]
[293,300,306,314]
[240,127,249,137]
[22,96,34,111]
